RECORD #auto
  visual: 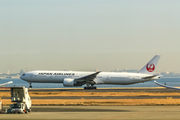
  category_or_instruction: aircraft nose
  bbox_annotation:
[20,75,23,79]
[20,73,26,80]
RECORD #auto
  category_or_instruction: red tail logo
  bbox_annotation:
[146,63,155,72]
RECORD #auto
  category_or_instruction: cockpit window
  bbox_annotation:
[22,74,25,76]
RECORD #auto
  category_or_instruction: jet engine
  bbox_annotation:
[63,78,84,87]
[63,78,76,87]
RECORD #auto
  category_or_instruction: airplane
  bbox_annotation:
[154,81,180,90]
[20,55,161,89]
[0,81,13,87]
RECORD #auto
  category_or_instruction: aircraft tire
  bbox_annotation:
[93,87,97,89]
[84,87,97,89]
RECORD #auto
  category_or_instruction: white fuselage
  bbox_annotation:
[20,71,159,85]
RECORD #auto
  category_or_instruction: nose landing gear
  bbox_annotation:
[29,82,32,89]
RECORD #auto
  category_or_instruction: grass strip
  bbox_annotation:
[1,98,180,106]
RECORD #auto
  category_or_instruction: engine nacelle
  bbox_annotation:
[63,78,76,87]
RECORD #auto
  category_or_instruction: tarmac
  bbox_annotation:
[1,106,180,119]
[1,88,180,119]
[1,87,180,93]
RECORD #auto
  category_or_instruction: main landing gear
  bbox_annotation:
[29,82,32,89]
[84,83,97,89]
[84,86,97,89]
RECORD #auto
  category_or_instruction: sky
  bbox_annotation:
[0,0,180,73]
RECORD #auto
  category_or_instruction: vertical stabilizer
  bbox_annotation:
[138,55,160,75]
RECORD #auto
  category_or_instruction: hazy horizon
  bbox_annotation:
[0,0,180,73]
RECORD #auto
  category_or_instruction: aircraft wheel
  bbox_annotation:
[84,87,97,89]
[84,87,90,89]
[29,82,32,89]
[28,108,31,112]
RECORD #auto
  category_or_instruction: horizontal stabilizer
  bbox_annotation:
[142,75,159,79]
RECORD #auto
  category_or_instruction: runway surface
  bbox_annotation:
[1,88,180,92]
[1,106,180,119]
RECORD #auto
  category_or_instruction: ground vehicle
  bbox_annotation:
[10,103,29,114]
[8,87,31,114]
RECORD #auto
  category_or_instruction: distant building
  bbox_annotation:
[111,68,138,73]
[19,69,24,75]
[7,70,10,75]
[95,69,99,72]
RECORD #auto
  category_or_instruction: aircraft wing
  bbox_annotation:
[75,71,101,85]
[154,81,180,90]
[0,81,13,87]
